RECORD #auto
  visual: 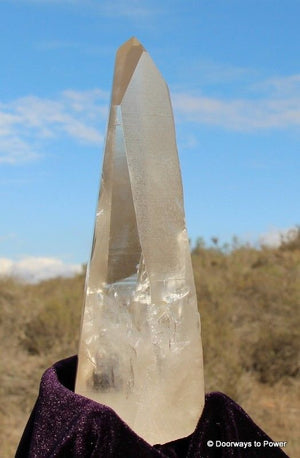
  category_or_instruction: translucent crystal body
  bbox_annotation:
[75,37,204,445]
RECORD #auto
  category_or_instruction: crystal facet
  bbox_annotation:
[75,37,204,445]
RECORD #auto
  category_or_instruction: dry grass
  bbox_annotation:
[0,233,299,456]
[0,275,84,457]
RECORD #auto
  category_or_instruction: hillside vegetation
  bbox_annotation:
[1,233,299,457]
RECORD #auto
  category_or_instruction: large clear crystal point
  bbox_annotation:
[75,37,204,445]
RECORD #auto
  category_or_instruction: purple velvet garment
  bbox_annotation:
[16,356,288,457]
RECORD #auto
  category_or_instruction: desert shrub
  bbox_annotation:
[21,275,84,355]
[192,246,243,399]
[249,332,299,384]
[192,236,300,398]
[22,299,77,354]
[279,226,300,251]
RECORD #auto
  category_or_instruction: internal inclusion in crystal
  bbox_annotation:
[85,255,194,396]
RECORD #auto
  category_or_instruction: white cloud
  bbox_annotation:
[172,83,300,131]
[172,72,300,131]
[0,256,82,283]
[1,73,299,165]
[259,227,298,248]
[252,74,300,97]
[0,137,40,164]
[0,89,108,164]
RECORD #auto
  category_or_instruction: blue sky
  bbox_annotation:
[0,0,299,281]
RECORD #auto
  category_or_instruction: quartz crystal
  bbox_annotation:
[75,37,204,445]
